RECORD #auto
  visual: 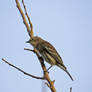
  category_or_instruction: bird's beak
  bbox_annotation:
[26,40,30,43]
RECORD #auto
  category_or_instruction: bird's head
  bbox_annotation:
[26,36,43,48]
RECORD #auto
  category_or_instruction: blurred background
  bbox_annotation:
[0,0,92,92]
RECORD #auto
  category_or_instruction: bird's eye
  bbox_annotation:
[31,38,34,41]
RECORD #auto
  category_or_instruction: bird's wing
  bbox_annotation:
[41,41,65,66]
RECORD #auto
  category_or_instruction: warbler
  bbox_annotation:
[26,36,73,81]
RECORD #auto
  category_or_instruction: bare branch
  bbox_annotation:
[2,58,45,80]
[15,0,32,37]
[22,0,34,38]
[45,82,50,88]
[24,48,56,92]
[24,48,35,53]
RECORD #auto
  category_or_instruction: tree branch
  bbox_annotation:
[22,0,34,38]
[24,48,56,92]
[15,0,33,38]
[2,47,57,92]
[2,58,44,80]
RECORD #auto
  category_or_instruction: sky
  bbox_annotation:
[0,0,92,92]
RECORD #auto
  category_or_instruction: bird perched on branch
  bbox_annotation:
[26,36,73,81]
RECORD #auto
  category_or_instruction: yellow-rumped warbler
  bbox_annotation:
[26,36,73,81]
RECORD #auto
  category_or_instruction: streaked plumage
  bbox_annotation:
[26,36,73,81]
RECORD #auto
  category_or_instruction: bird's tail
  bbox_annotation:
[57,64,74,81]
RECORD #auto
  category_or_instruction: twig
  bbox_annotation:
[45,82,50,88]
[15,0,33,37]
[22,0,34,38]
[2,58,44,80]
[24,48,35,53]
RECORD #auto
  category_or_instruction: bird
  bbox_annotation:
[26,36,73,81]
